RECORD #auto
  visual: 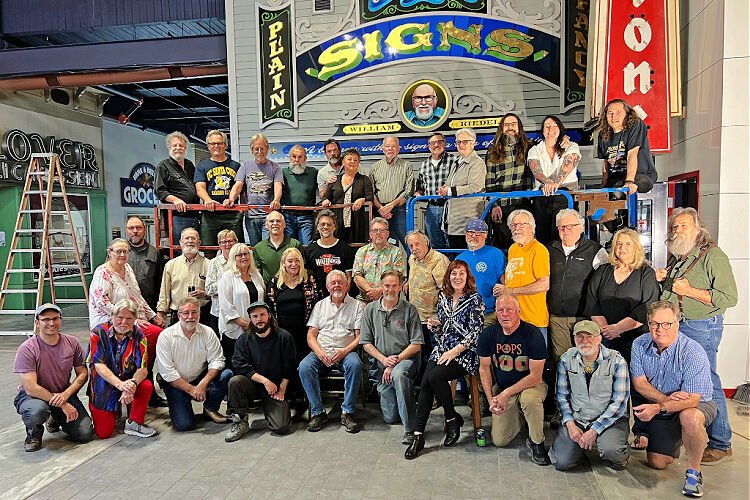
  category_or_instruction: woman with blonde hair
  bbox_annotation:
[218,243,265,369]
[584,228,659,363]
[267,247,323,413]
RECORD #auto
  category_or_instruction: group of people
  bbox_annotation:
[12,101,737,499]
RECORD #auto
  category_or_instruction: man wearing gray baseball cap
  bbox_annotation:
[12,303,94,452]
[548,320,630,471]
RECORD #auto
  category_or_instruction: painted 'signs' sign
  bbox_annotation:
[257,3,297,128]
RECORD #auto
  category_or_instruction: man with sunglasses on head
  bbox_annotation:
[630,300,716,498]
[549,320,630,471]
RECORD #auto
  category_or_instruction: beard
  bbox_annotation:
[415,106,435,121]
[511,233,526,244]
[328,155,340,165]
[251,321,269,334]
[291,163,306,174]
[502,134,518,147]
[182,245,199,257]
[127,234,144,247]
[668,233,696,257]
[170,151,186,163]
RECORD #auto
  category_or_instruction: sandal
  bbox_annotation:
[632,434,649,450]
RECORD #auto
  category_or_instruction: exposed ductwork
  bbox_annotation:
[0,65,228,91]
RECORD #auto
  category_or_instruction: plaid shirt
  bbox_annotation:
[484,145,533,206]
[415,152,458,205]
[556,345,630,434]
[630,332,714,402]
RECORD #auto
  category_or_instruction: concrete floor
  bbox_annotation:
[0,315,747,500]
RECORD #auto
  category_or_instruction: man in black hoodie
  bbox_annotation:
[546,209,609,363]
[224,301,296,442]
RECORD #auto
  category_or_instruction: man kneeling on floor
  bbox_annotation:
[225,301,296,441]
[630,300,717,498]
[549,320,630,470]
[478,294,550,465]
[156,297,232,431]
[299,270,364,433]
[13,303,94,452]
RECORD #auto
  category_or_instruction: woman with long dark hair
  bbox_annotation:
[405,259,484,459]
[527,115,581,244]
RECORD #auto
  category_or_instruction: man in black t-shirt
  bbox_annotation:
[195,130,244,248]
[597,99,657,195]
[478,294,550,465]
[304,209,356,296]
[155,131,199,245]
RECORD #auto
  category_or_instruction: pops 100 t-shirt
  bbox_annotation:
[477,321,546,390]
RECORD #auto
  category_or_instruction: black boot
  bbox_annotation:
[404,432,425,460]
[443,414,464,447]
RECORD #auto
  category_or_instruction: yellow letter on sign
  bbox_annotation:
[384,23,433,54]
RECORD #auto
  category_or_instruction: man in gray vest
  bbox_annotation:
[549,320,630,471]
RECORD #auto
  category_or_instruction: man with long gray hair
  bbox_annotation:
[655,207,737,465]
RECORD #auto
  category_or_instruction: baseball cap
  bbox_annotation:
[572,320,601,337]
[247,301,272,313]
[35,303,62,319]
[466,219,488,232]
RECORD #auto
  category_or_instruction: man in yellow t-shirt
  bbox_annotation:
[495,209,551,345]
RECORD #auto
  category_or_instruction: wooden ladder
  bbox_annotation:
[0,153,89,335]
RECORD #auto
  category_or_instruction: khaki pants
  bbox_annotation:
[491,383,547,447]
[549,315,582,363]
[484,311,498,328]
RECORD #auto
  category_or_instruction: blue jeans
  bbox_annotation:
[284,213,315,246]
[171,214,199,245]
[388,205,407,249]
[161,369,232,432]
[14,391,93,442]
[298,351,362,416]
[244,217,268,247]
[680,315,731,450]
[376,357,419,433]
[424,204,448,248]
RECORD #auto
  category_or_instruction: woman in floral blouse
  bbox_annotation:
[405,259,484,460]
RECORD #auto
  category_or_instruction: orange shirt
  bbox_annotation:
[505,239,550,327]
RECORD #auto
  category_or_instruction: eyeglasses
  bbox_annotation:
[428,140,445,146]
[38,317,61,323]
[208,142,225,147]
[574,332,600,340]
[109,249,128,255]
[455,140,474,145]
[558,223,581,231]
[219,239,237,245]
[509,222,530,229]
[235,252,251,258]
[466,231,486,237]
[412,95,436,103]
[370,228,388,233]
[648,321,675,330]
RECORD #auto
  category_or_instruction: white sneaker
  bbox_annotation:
[124,419,157,438]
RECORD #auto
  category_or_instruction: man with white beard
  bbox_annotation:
[299,270,364,433]
[655,207,737,465]
[281,145,318,245]
[157,228,211,326]
[548,320,630,471]
[155,131,199,245]
[405,83,445,127]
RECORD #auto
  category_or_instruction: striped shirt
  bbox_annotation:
[369,156,414,205]
[630,332,714,402]
[556,346,630,434]
[484,145,533,206]
[415,152,458,205]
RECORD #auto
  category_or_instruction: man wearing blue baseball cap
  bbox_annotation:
[13,303,94,452]
[457,219,507,326]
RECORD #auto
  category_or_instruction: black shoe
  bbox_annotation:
[526,438,551,466]
[45,416,60,433]
[549,412,562,430]
[149,394,169,407]
[24,426,43,452]
[443,414,464,447]
[404,433,425,460]
[402,432,415,445]
[307,412,328,432]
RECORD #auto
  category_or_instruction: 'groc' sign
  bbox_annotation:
[604,0,671,153]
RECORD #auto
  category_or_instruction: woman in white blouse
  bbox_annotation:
[527,115,582,244]
[218,243,265,369]
[205,229,238,336]
[89,238,165,403]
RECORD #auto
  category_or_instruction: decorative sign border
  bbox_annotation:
[359,0,487,23]
[561,0,588,111]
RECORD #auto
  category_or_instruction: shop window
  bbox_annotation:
[30,194,92,276]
